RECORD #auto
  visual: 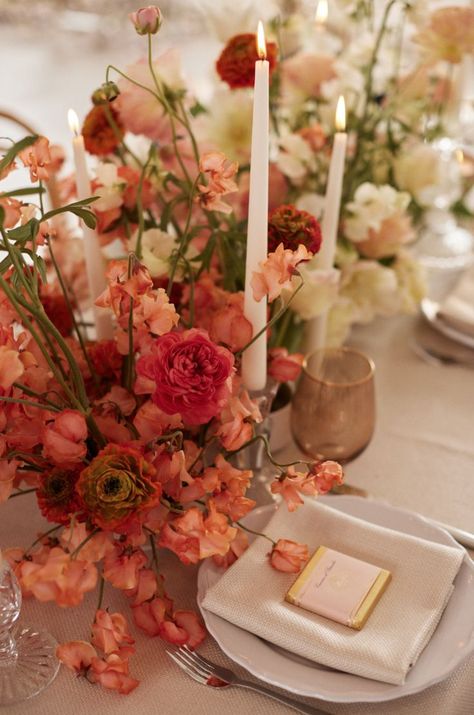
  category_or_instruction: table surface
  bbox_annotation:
[1,314,473,715]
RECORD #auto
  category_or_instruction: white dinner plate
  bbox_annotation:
[421,298,474,349]
[197,495,474,703]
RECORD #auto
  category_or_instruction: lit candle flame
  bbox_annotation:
[257,20,267,60]
[335,96,346,132]
[67,109,80,137]
[315,0,328,26]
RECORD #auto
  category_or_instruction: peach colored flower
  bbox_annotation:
[357,213,415,260]
[59,523,114,562]
[309,460,344,494]
[167,610,206,649]
[42,410,87,466]
[116,51,186,143]
[414,7,474,64]
[0,459,18,503]
[132,596,168,637]
[216,391,262,451]
[133,401,182,441]
[270,539,309,573]
[281,53,336,99]
[0,197,21,228]
[268,347,304,383]
[19,547,97,607]
[0,346,24,389]
[198,152,238,214]
[103,546,148,590]
[251,243,310,303]
[212,528,249,568]
[96,386,136,416]
[210,303,252,352]
[18,136,52,182]
[56,640,97,673]
[124,568,158,606]
[91,610,135,655]
[90,649,139,694]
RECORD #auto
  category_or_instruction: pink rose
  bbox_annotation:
[136,329,234,425]
[129,6,163,35]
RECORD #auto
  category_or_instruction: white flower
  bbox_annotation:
[196,90,253,164]
[394,141,462,208]
[327,296,357,347]
[340,260,400,323]
[276,133,315,182]
[193,0,277,42]
[344,183,411,243]
[392,250,426,313]
[129,228,191,279]
[93,163,124,212]
[296,193,325,220]
[285,265,340,320]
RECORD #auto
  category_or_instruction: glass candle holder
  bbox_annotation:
[0,560,59,705]
[291,347,375,463]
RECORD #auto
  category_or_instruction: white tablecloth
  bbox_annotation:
[1,315,473,715]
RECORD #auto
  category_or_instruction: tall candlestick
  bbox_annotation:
[68,109,113,341]
[242,21,269,391]
[306,96,347,352]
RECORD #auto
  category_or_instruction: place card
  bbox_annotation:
[285,546,391,630]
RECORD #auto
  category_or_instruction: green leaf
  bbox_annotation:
[42,196,98,222]
[0,135,38,175]
[70,207,97,229]
[0,186,46,198]
[189,101,207,118]
[6,219,40,245]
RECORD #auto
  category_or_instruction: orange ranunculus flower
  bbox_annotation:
[82,104,123,156]
[76,444,161,532]
[216,33,278,89]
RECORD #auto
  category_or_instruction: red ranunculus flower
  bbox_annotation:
[82,104,124,156]
[87,340,122,381]
[136,329,234,425]
[76,445,160,532]
[216,33,278,89]
[37,468,83,524]
[268,204,322,255]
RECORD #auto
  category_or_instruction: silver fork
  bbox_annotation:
[167,646,331,715]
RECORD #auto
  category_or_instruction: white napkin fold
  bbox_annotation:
[439,265,474,337]
[202,500,464,685]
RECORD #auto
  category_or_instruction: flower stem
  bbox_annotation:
[235,520,276,546]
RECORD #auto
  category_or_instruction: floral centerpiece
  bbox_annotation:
[0,6,345,694]
[199,0,474,347]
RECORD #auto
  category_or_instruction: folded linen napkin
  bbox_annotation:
[202,500,464,685]
[438,265,474,337]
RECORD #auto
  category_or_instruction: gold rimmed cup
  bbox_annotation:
[291,347,376,463]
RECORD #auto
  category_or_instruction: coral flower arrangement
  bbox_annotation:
[0,6,344,694]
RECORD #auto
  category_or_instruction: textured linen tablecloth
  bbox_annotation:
[1,315,473,715]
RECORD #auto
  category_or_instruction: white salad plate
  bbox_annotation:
[197,495,474,703]
[421,298,474,350]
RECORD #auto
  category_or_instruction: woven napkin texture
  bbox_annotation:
[202,499,464,685]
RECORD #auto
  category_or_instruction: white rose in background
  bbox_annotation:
[276,133,316,183]
[344,183,414,259]
[340,261,400,323]
[392,251,427,314]
[327,297,357,347]
[92,163,124,212]
[195,90,253,164]
[394,143,442,206]
[284,265,340,320]
[296,193,325,220]
[128,228,197,280]
[395,140,462,208]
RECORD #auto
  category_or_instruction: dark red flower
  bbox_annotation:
[87,340,122,381]
[268,204,322,255]
[216,33,278,89]
[136,329,234,425]
[40,289,73,337]
[82,105,123,156]
[37,468,83,524]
